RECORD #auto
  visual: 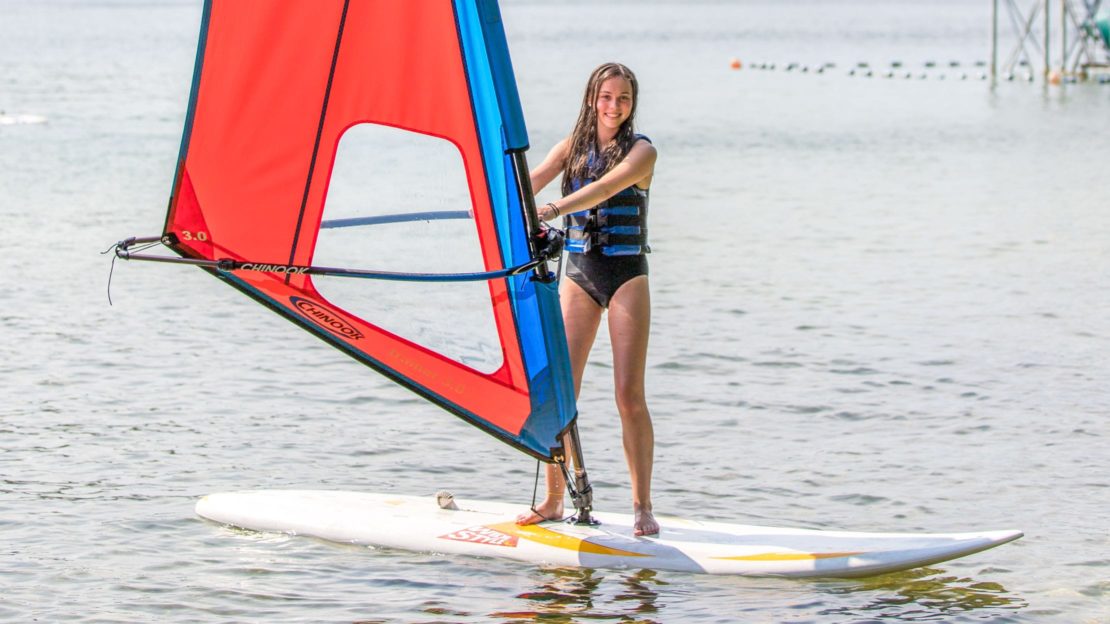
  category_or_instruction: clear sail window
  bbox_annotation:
[312,123,504,374]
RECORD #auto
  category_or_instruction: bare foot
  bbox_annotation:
[633,503,659,537]
[516,497,564,525]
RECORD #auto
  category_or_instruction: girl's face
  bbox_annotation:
[594,76,633,133]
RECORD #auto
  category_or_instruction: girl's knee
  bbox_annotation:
[614,389,649,422]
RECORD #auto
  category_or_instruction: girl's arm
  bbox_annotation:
[529,138,570,195]
[537,139,656,222]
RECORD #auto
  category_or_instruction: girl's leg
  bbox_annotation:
[607,275,657,536]
[516,278,602,525]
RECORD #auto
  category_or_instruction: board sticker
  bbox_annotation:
[439,525,519,548]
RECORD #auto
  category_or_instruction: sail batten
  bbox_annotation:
[287,0,351,280]
[149,0,576,460]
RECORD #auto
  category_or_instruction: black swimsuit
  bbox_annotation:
[566,249,648,308]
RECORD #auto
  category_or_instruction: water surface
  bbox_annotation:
[2,0,1108,622]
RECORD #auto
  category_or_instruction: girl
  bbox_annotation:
[517,62,659,536]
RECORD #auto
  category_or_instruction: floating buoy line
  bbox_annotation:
[731,58,1110,84]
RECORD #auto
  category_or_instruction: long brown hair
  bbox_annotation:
[561,62,640,196]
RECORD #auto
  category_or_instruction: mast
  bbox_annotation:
[564,424,597,525]
[509,128,596,525]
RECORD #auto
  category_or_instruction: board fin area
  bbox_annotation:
[195,490,1022,578]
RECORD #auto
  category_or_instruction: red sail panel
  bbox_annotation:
[165,1,535,435]
[301,0,527,391]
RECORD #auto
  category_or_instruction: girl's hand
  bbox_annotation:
[538,202,561,222]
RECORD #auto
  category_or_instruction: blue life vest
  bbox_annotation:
[564,136,651,257]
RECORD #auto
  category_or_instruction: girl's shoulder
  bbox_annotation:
[629,134,657,161]
[630,134,656,158]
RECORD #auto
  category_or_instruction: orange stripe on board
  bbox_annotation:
[487,522,650,558]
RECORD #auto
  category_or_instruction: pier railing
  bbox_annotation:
[991,0,1110,83]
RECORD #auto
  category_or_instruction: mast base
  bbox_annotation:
[567,512,600,526]
[554,422,598,526]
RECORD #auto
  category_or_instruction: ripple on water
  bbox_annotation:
[829,493,890,506]
[753,361,806,368]
[813,567,1029,620]
[830,366,882,375]
[784,404,833,415]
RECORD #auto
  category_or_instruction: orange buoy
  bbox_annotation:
[730,57,742,70]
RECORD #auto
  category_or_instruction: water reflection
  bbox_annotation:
[816,566,1028,621]
[487,564,1025,623]
[492,567,667,623]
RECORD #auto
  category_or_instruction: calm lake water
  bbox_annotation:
[2,0,1108,622]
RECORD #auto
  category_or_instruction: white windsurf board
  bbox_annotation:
[195,490,1021,578]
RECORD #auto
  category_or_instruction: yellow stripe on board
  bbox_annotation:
[487,522,650,558]
[714,551,864,561]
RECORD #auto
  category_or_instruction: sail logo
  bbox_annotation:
[439,526,519,548]
[240,263,309,274]
[290,297,364,341]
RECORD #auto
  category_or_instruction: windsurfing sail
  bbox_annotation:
[115,0,577,462]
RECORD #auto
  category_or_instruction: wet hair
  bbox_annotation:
[561,62,639,195]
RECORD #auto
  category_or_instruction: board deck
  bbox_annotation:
[195,490,1022,578]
